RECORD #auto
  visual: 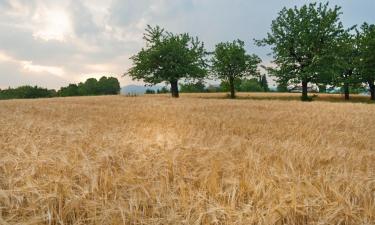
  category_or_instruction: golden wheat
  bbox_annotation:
[0,94,374,225]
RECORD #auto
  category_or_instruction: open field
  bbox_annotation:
[0,94,374,225]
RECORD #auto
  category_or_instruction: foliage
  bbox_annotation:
[58,76,120,97]
[277,82,289,92]
[220,79,241,92]
[180,81,206,93]
[157,86,170,94]
[127,25,208,98]
[240,78,264,92]
[0,85,56,100]
[257,2,344,100]
[358,23,375,100]
[211,39,261,98]
[145,89,156,94]
[259,74,269,92]
[58,84,79,97]
[220,78,266,92]
[98,77,121,95]
[206,85,223,93]
[329,29,362,99]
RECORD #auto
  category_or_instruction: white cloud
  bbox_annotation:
[0,51,65,77]
[32,8,73,42]
[21,61,65,76]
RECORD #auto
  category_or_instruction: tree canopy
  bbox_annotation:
[330,29,361,100]
[0,86,56,100]
[211,40,261,98]
[127,25,208,98]
[358,23,375,100]
[58,76,120,97]
[257,2,344,100]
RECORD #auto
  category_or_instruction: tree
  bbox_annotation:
[331,30,360,100]
[58,77,120,97]
[259,74,269,92]
[83,78,99,95]
[257,2,344,101]
[211,40,261,98]
[358,23,375,101]
[127,25,208,98]
[58,84,79,97]
[0,86,56,100]
[98,76,121,95]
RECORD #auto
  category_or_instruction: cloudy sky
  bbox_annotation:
[0,0,374,89]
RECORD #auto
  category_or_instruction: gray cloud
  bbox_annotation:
[0,0,374,89]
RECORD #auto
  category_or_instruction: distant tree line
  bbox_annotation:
[0,76,120,100]
[58,77,120,97]
[127,2,375,101]
[0,86,56,100]
[145,76,269,94]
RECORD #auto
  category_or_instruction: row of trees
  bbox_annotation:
[0,76,120,100]
[0,86,56,100]
[147,76,269,94]
[58,77,120,97]
[127,3,375,101]
[258,2,375,101]
[127,27,262,99]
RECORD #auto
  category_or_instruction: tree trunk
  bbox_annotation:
[369,80,375,101]
[170,80,179,98]
[301,80,308,101]
[344,82,350,100]
[229,77,235,99]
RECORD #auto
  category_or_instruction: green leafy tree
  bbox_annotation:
[257,2,344,101]
[358,23,375,100]
[127,25,208,98]
[98,76,121,95]
[83,78,99,95]
[239,78,264,92]
[58,84,79,97]
[211,40,261,98]
[58,77,120,97]
[331,30,361,100]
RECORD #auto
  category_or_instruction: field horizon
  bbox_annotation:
[1,94,374,224]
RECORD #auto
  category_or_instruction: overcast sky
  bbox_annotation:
[0,0,374,89]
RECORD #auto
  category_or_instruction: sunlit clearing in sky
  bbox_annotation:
[33,10,71,42]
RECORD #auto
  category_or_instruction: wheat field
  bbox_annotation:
[0,94,374,225]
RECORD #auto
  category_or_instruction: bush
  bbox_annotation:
[220,78,265,93]
[0,86,56,100]
[145,89,156,94]
[180,81,206,93]
[239,79,264,92]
